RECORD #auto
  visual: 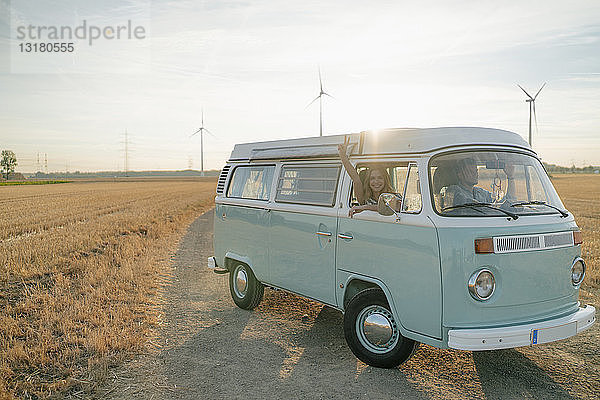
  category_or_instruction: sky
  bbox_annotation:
[0,0,599,172]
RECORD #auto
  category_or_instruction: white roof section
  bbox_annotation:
[229,127,533,161]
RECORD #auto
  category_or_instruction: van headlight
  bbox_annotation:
[571,258,586,287]
[468,269,495,301]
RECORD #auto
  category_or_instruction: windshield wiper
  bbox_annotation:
[442,202,519,220]
[510,201,568,217]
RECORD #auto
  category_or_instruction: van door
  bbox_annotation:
[268,164,341,305]
[336,162,442,339]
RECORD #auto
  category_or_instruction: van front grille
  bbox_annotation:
[543,232,574,248]
[496,235,541,253]
[216,165,231,194]
[493,231,574,254]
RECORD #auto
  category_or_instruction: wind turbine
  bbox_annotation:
[307,68,333,136]
[190,109,214,176]
[517,82,546,147]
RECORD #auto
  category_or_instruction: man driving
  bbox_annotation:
[443,158,515,207]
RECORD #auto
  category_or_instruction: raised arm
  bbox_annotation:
[337,136,365,204]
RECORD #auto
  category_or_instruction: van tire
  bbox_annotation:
[344,288,418,368]
[229,263,264,310]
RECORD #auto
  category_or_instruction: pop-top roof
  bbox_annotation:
[228,127,532,161]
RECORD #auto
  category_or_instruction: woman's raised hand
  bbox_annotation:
[337,136,350,158]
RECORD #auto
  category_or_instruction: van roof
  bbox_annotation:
[229,127,532,161]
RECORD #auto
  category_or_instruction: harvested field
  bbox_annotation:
[0,178,216,399]
[0,181,70,186]
[551,174,600,288]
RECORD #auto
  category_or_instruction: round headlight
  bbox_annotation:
[571,258,586,287]
[468,269,495,301]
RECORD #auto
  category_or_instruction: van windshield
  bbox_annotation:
[430,151,565,217]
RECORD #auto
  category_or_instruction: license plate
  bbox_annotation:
[531,321,577,345]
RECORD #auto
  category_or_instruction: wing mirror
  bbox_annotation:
[378,193,402,220]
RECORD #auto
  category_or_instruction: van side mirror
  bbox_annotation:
[378,193,402,218]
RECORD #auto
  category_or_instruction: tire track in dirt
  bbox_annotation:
[100,210,600,399]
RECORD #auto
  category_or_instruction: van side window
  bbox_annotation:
[276,165,341,206]
[227,165,274,200]
[402,164,422,213]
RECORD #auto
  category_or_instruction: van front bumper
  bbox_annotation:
[447,305,596,351]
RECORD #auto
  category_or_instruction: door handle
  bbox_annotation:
[316,231,332,237]
[338,233,353,240]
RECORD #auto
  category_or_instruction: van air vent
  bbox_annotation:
[216,165,231,194]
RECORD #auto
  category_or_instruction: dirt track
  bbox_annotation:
[102,210,600,399]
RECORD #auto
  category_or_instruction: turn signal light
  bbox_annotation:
[573,230,583,246]
[475,238,494,254]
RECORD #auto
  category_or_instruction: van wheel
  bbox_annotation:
[344,288,418,368]
[229,263,264,310]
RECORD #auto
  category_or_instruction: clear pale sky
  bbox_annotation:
[1,0,599,172]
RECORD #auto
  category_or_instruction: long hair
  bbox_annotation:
[362,167,394,202]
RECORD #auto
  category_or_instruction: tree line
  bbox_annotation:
[1,150,17,180]
[543,162,600,174]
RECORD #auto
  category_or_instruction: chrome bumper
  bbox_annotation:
[448,305,596,351]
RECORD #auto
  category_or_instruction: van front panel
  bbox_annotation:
[436,217,581,329]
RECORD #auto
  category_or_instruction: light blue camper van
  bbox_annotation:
[208,127,595,368]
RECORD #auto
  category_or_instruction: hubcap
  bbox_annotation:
[233,266,248,298]
[356,305,399,354]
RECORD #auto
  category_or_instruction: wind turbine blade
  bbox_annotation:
[322,91,334,99]
[190,129,201,137]
[305,95,321,109]
[204,128,217,138]
[517,84,533,99]
[319,67,323,92]
[533,82,546,100]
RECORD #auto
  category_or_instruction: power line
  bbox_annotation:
[125,129,129,176]
[120,129,132,177]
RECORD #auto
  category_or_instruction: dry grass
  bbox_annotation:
[551,174,600,289]
[0,178,215,399]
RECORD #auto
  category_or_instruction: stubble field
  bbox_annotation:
[551,174,600,288]
[0,174,598,399]
[0,178,216,399]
